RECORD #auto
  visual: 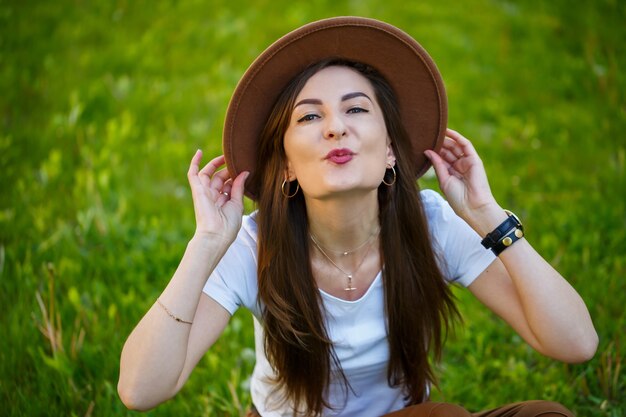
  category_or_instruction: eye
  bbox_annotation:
[347,107,368,114]
[297,113,319,123]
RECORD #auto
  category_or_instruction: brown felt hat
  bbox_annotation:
[223,16,447,200]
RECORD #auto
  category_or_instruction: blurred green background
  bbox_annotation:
[1,0,624,415]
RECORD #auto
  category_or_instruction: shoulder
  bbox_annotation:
[202,211,261,316]
[419,188,445,209]
[220,211,258,273]
[418,189,465,251]
[419,190,496,285]
[419,189,453,226]
[241,210,258,237]
[228,210,258,250]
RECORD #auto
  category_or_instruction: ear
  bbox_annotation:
[386,141,396,167]
[285,160,297,182]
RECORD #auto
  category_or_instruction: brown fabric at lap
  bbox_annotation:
[248,403,468,417]
[471,400,575,417]
[248,400,575,417]
[382,402,472,417]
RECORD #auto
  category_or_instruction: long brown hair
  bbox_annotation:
[252,59,459,416]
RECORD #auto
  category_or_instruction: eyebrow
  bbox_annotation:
[293,92,373,109]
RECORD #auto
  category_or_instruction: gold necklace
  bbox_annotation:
[310,230,378,291]
[310,227,379,256]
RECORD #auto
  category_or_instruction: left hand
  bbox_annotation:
[424,128,498,221]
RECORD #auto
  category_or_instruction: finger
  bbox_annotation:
[439,145,462,166]
[214,176,237,207]
[220,179,233,196]
[197,155,227,189]
[441,145,475,177]
[446,129,478,157]
[214,177,234,207]
[216,174,243,208]
[425,150,451,185]
[187,149,203,184]
[446,128,470,144]
[198,154,227,178]
[209,168,233,192]
[228,171,249,204]
[442,136,467,159]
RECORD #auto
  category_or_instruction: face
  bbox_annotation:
[283,66,395,199]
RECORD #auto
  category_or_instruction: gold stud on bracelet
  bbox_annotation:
[503,237,513,246]
[515,229,524,238]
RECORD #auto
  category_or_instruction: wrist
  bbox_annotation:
[184,233,234,273]
[189,231,233,253]
[478,207,525,256]
[464,202,508,237]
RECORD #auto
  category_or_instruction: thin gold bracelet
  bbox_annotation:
[156,298,193,325]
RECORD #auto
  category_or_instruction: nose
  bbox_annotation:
[323,114,347,140]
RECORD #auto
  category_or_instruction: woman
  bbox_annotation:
[118,17,597,416]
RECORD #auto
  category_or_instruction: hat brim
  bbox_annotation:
[223,16,447,200]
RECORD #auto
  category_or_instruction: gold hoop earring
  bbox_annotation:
[281,179,300,198]
[382,166,396,186]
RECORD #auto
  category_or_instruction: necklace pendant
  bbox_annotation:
[345,275,356,291]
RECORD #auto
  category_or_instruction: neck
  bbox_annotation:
[306,190,380,252]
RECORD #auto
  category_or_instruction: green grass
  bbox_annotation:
[1,0,624,415]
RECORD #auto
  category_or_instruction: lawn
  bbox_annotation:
[1,0,624,415]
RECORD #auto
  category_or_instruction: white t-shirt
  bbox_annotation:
[203,190,496,416]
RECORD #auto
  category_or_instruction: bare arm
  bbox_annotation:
[467,243,596,362]
[425,129,598,363]
[117,152,249,410]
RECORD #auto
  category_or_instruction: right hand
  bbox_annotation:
[187,150,249,243]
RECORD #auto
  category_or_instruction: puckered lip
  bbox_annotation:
[324,148,355,159]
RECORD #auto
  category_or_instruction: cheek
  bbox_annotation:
[365,129,391,159]
[283,131,311,175]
